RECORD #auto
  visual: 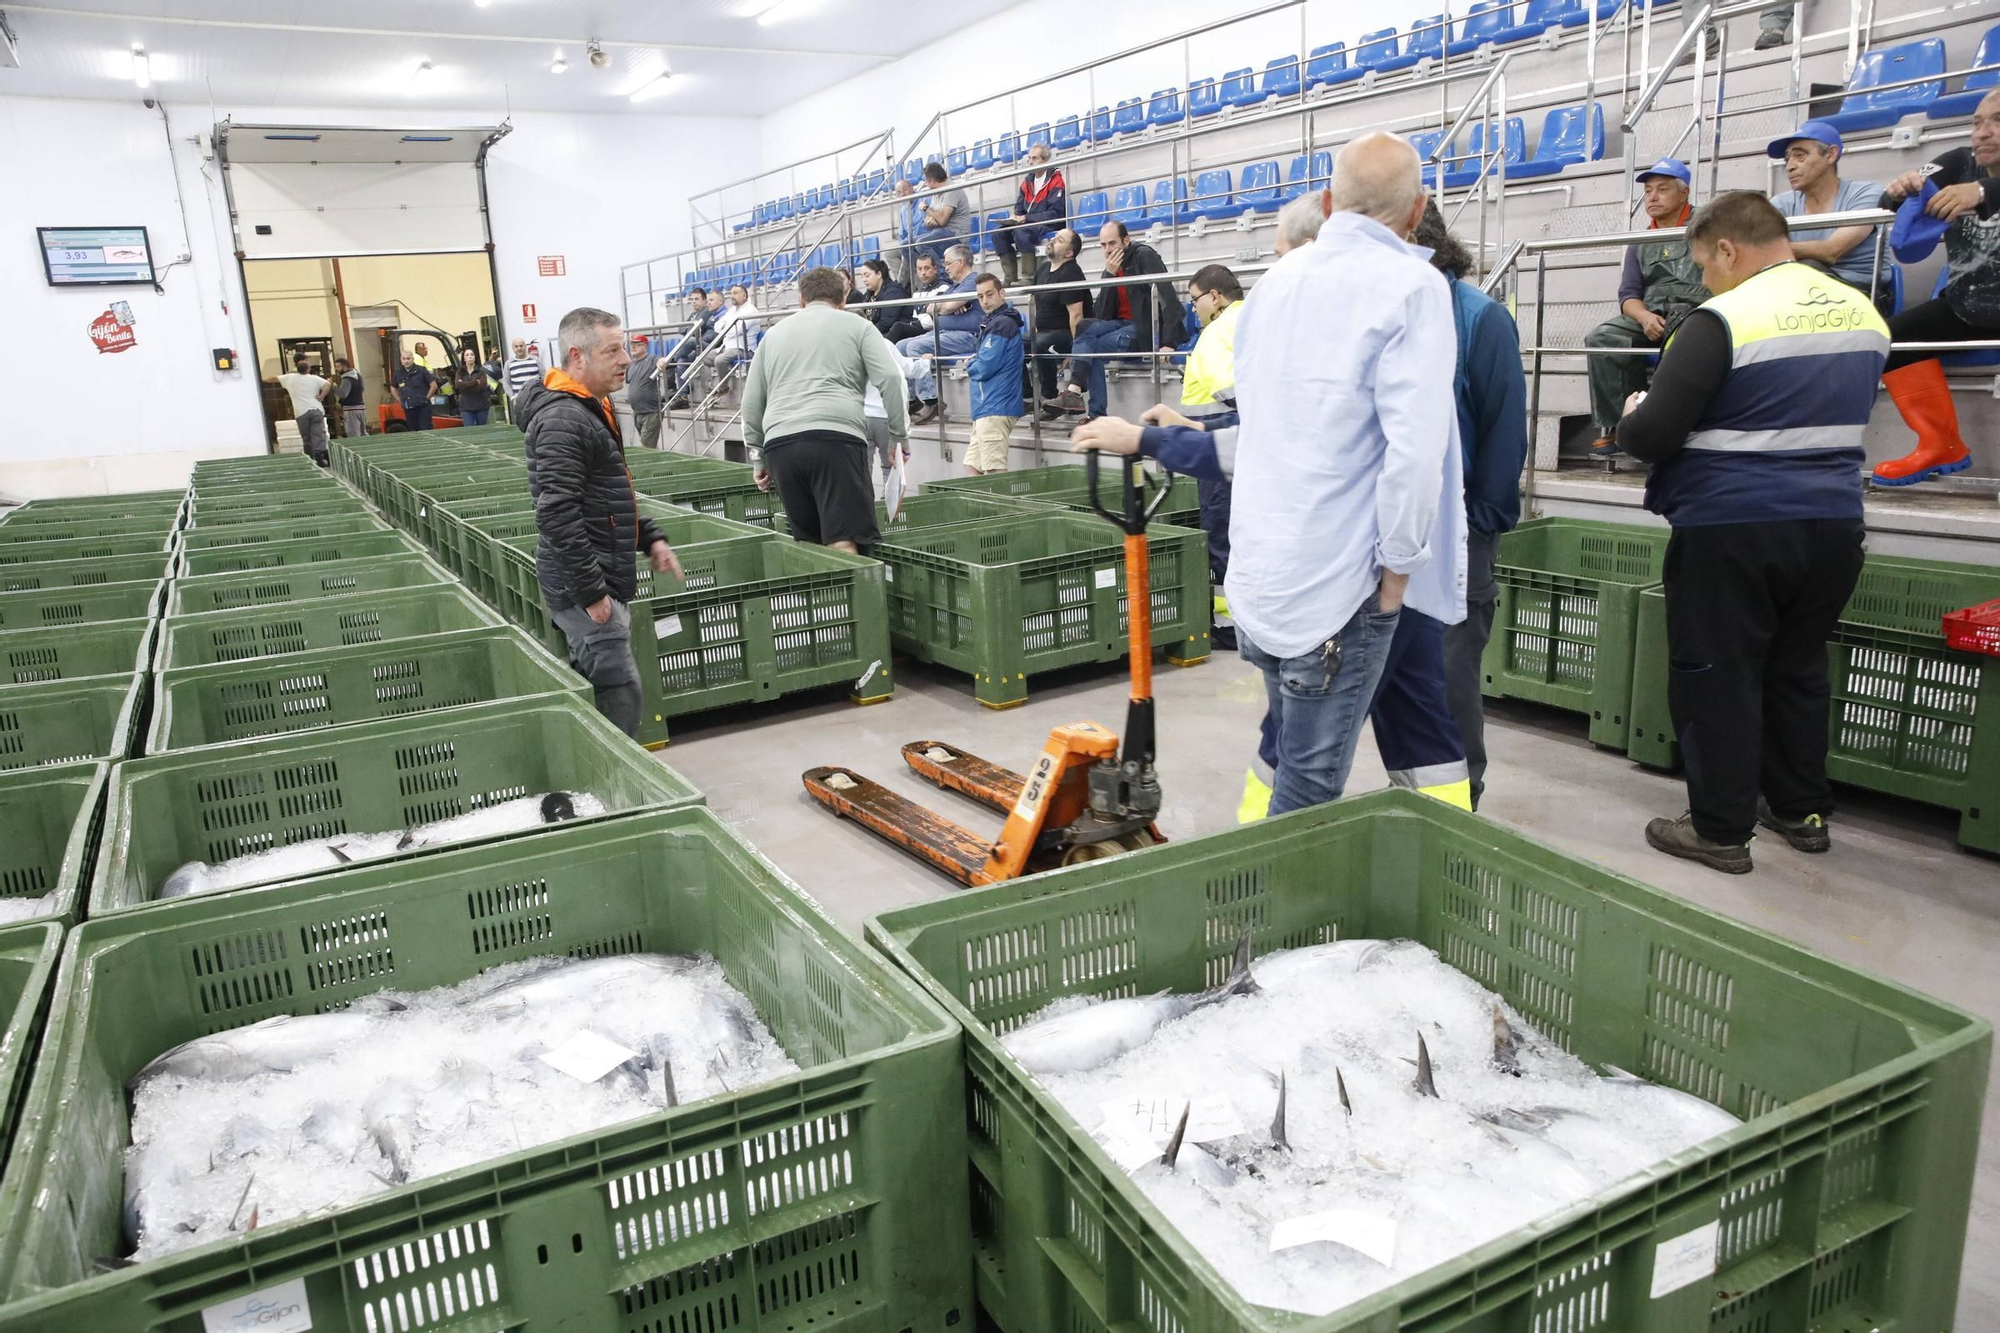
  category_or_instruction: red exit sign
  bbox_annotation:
[537,255,566,277]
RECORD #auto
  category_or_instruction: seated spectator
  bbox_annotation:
[855,259,911,337]
[1767,121,1886,309]
[1584,158,1708,456]
[883,252,951,343]
[835,268,856,306]
[1053,221,1187,422]
[993,144,1067,287]
[1029,228,1088,420]
[913,162,971,269]
[964,274,1026,475]
[665,289,724,406]
[712,284,762,366]
[894,244,983,424]
[1872,87,2000,486]
[890,179,920,285]
[1273,191,1327,254]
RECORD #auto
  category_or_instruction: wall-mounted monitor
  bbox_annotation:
[37,226,156,286]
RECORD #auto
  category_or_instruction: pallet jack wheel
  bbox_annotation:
[1059,829,1158,866]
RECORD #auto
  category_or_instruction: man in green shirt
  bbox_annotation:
[746,267,911,552]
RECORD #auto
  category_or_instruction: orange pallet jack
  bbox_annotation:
[803,455,1175,887]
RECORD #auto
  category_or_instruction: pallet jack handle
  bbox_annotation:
[1083,450,1173,768]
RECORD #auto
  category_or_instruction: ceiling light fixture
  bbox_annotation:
[130,43,149,89]
[628,72,672,103]
[550,50,568,73]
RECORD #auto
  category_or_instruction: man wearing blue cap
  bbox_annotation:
[1585,158,1709,458]
[1767,121,1886,310]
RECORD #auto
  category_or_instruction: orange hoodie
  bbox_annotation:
[541,368,619,437]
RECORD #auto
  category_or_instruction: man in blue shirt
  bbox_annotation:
[1767,121,1886,310]
[392,351,435,432]
[893,245,982,424]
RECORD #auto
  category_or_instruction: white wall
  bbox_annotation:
[0,95,758,499]
[756,0,1447,169]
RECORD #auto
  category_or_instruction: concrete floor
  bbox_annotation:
[656,649,1999,1327]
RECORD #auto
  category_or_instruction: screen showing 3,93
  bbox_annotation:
[39,226,155,286]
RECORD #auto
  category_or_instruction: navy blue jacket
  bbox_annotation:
[966,307,1025,419]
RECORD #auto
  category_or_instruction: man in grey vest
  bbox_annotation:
[1585,158,1710,457]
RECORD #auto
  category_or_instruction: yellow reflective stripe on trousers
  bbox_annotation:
[1238,765,1273,824]
[1386,763,1474,812]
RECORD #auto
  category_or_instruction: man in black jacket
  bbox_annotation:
[517,306,684,738]
[855,259,910,339]
[1054,221,1186,421]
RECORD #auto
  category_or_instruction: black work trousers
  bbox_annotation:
[1884,297,1997,372]
[1031,327,1072,399]
[1663,518,1864,844]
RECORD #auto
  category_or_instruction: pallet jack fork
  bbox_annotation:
[803,454,1174,887]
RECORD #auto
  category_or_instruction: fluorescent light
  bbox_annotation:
[629,71,673,103]
[756,0,819,26]
[130,44,149,89]
[550,51,568,73]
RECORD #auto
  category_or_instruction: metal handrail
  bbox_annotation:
[1625,1,1715,131]
[1714,59,2000,119]
[1482,241,1525,294]
[1522,205,1893,252]
[1434,55,1515,157]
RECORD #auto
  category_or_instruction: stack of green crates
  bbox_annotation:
[871,511,1210,708]
[928,461,1205,529]
[866,788,1991,1333]
[626,452,776,525]
[775,491,1038,539]
[155,583,501,668]
[165,550,453,616]
[484,501,770,615]
[175,528,418,577]
[0,923,62,1185]
[0,807,970,1333]
[1479,517,1670,749]
[1628,551,2000,853]
[0,763,108,924]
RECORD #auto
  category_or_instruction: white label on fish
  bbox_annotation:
[654,614,683,640]
[1096,1125,1165,1172]
[1269,1211,1398,1267]
[538,1031,642,1084]
[202,1278,313,1333]
[1099,1094,1246,1146]
[1649,1220,1720,1298]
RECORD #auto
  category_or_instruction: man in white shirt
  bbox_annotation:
[503,338,542,420]
[1226,132,1466,816]
[275,358,334,465]
[712,284,762,365]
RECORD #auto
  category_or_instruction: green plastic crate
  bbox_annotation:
[927,463,1205,529]
[185,494,375,527]
[0,675,144,769]
[190,455,321,478]
[481,504,770,611]
[165,552,454,618]
[1627,554,2000,852]
[148,626,585,752]
[92,696,700,916]
[0,532,174,567]
[0,807,970,1333]
[0,513,176,542]
[774,492,1038,539]
[155,584,502,669]
[0,580,162,632]
[176,512,387,551]
[865,788,1992,1333]
[627,462,777,526]
[0,762,108,926]
[873,513,1211,707]
[0,556,167,595]
[429,492,535,580]
[175,530,418,578]
[0,923,62,1187]
[1480,518,1670,749]
[6,491,181,516]
[0,619,154,686]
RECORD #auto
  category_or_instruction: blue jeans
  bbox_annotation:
[913,228,961,269]
[1070,319,1134,416]
[992,222,1055,258]
[459,408,489,426]
[1238,595,1403,817]
[895,329,978,400]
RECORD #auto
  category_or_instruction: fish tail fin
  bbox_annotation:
[1270,1072,1288,1150]
[1160,1104,1191,1170]
[1336,1065,1352,1121]
[1414,1032,1439,1099]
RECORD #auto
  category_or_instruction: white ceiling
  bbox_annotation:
[0,0,1017,116]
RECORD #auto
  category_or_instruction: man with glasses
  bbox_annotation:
[1179,266,1246,650]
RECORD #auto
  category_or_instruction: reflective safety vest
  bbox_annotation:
[1647,261,1890,527]
[1180,300,1241,416]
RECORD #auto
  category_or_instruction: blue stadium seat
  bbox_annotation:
[1514,102,1604,174]
[946,147,969,175]
[866,169,888,195]
[1281,150,1335,198]
[1184,168,1249,222]
[1073,191,1110,237]
[995,131,1022,164]
[1145,178,1189,228]
[1449,1,1515,51]
[1088,106,1114,141]
[818,184,837,209]
[1462,118,1528,183]
[1113,97,1148,135]
[980,213,1010,254]
[1820,38,1947,133]
[1407,15,1450,63]
[1409,130,1446,186]
[1220,68,1262,109]
[1188,77,1222,117]
[857,236,882,266]
[1263,54,1302,100]
[971,139,995,171]
[1148,87,1185,128]
[1932,270,2000,365]
[1237,161,1284,213]
[1306,42,1362,89]
[839,178,858,204]
[1560,0,1624,26]
[1052,116,1082,150]
[1357,27,1421,75]
[901,160,925,184]
[1026,123,1053,150]
[1110,184,1150,227]
[1926,24,2000,119]
[1884,263,1902,315]
[1175,303,1201,355]
[1494,0,1577,44]
[1441,138,1480,190]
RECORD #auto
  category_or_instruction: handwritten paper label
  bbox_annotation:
[1098,1094,1245,1146]
[538,1031,640,1084]
[1269,1211,1398,1267]
[203,1279,313,1333]
[653,613,683,639]
[1650,1221,1720,1298]
[1094,568,1117,589]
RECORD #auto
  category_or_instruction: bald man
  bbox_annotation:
[1224,133,1467,816]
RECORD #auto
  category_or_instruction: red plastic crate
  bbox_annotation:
[1942,599,2000,657]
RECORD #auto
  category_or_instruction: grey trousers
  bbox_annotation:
[636,412,662,449]
[863,417,898,485]
[1442,528,1500,810]
[297,409,329,464]
[342,407,367,439]
[550,598,643,738]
